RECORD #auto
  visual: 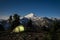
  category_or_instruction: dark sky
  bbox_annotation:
[0,0,60,19]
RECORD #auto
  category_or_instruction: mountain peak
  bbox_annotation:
[24,13,35,18]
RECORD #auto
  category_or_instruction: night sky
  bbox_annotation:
[0,0,60,19]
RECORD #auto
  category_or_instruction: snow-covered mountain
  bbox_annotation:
[23,13,50,22]
[24,13,35,19]
[23,13,43,21]
[21,13,60,28]
[0,13,60,31]
[20,13,36,24]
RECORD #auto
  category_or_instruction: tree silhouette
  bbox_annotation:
[26,19,35,32]
[8,15,12,31]
[8,15,12,25]
[9,15,12,22]
[27,19,32,27]
[11,14,20,30]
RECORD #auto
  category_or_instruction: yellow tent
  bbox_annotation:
[13,25,25,32]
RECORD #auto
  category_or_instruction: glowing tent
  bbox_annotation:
[13,25,25,32]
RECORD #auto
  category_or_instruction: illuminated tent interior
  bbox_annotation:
[13,25,25,32]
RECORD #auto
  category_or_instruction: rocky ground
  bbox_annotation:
[0,31,60,40]
[0,31,47,40]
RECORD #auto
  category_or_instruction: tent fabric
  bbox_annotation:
[13,25,25,32]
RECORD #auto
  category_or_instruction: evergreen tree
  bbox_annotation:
[11,14,20,30]
[27,19,35,32]
[8,15,12,25]
[8,15,12,31]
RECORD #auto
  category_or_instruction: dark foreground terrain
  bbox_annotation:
[0,31,60,40]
